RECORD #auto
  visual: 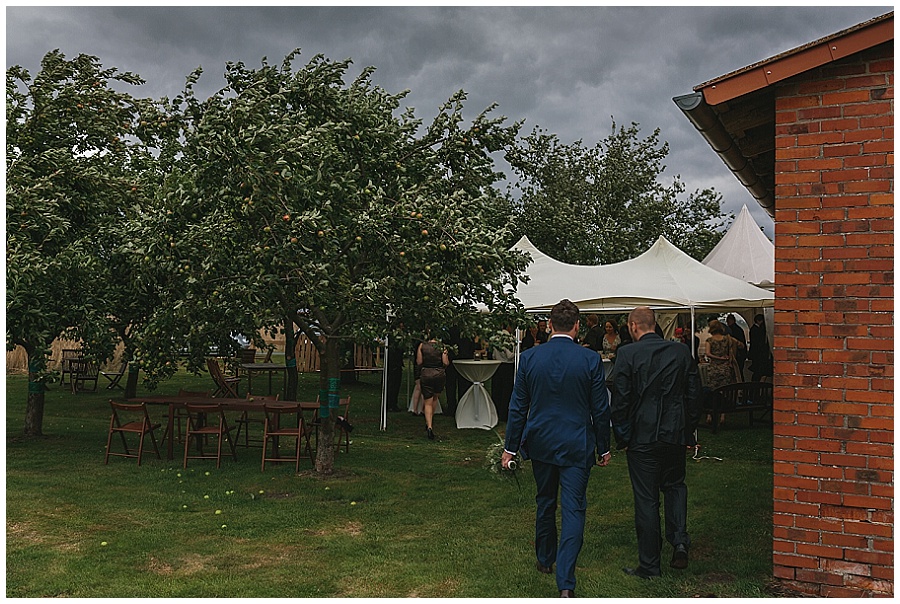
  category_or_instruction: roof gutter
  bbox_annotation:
[673,91,775,218]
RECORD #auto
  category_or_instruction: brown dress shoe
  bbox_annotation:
[559,589,575,597]
[536,562,553,574]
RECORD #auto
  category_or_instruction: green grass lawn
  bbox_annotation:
[6,367,774,597]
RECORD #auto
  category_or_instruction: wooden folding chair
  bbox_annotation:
[105,402,161,465]
[60,348,82,387]
[206,358,241,398]
[70,359,99,393]
[261,403,313,473]
[100,360,128,390]
[182,404,237,469]
[160,389,212,445]
[311,395,352,454]
[334,395,352,453]
[235,393,278,448]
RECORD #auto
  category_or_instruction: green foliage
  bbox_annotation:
[507,122,730,265]
[129,51,530,387]
[6,50,169,431]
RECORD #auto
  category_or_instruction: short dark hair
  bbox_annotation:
[549,299,580,332]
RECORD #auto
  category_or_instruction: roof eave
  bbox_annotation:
[674,92,775,217]
[674,11,893,220]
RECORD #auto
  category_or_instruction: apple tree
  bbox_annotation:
[507,122,728,264]
[131,51,528,473]
[6,50,160,434]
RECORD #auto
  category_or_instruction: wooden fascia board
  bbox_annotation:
[699,16,893,106]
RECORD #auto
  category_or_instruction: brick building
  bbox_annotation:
[675,13,893,597]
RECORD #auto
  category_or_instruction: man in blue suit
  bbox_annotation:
[502,299,611,598]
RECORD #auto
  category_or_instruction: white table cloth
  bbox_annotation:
[453,359,501,430]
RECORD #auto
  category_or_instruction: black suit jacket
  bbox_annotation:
[610,333,701,449]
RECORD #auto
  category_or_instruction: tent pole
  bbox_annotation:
[381,334,389,431]
[514,327,521,378]
[690,307,696,359]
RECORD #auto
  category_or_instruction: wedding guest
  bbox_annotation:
[618,323,634,349]
[725,314,747,381]
[502,299,611,597]
[705,320,739,390]
[611,306,701,580]
[491,326,516,422]
[581,314,604,351]
[748,314,773,382]
[416,335,449,440]
[386,332,405,412]
[522,324,539,350]
[602,320,621,357]
[704,319,741,425]
[536,319,550,345]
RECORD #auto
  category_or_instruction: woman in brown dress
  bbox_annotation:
[416,337,449,440]
[706,321,736,387]
[705,319,740,424]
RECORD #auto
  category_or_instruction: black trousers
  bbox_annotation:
[443,363,471,416]
[490,362,515,422]
[626,442,690,575]
[386,366,403,409]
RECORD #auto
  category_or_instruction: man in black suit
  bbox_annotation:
[611,306,701,579]
[385,336,405,412]
[726,314,747,381]
[748,313,773,382]
[502,300,611,598]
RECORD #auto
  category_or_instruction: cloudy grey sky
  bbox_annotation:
[6,5,892,237]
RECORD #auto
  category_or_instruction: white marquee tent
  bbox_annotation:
[508,235,606,311]
[512,235,773,313]
[702,203,776,355]
[385,234,774,429]
[702,204,775,289]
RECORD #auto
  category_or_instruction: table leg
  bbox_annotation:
[267,370,273,395]
[167,403,175,460]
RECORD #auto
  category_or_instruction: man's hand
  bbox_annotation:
[596,452,611,467]
[501,450,515,470]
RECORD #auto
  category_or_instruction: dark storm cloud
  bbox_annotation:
[7,5,891,235]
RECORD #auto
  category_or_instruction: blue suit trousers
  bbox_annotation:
[532,460,592,591]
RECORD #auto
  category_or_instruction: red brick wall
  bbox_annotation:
[772,42,893,596]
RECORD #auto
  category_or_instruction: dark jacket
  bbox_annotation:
[610,333,701,449]
[505,335,610,468]
[582,325,604,352]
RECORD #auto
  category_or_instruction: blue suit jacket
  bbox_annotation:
[504,335,611,468]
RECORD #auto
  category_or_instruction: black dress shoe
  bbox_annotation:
[622,567,655,580]
[670,543,688,569]
[536,561,553,574]
[426,427,435,440]
[559,589,575,598]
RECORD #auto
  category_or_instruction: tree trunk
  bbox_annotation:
[283,318,299,402]
[124,364,140,399]
[23,344,45,437]
[314,335,339,474]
